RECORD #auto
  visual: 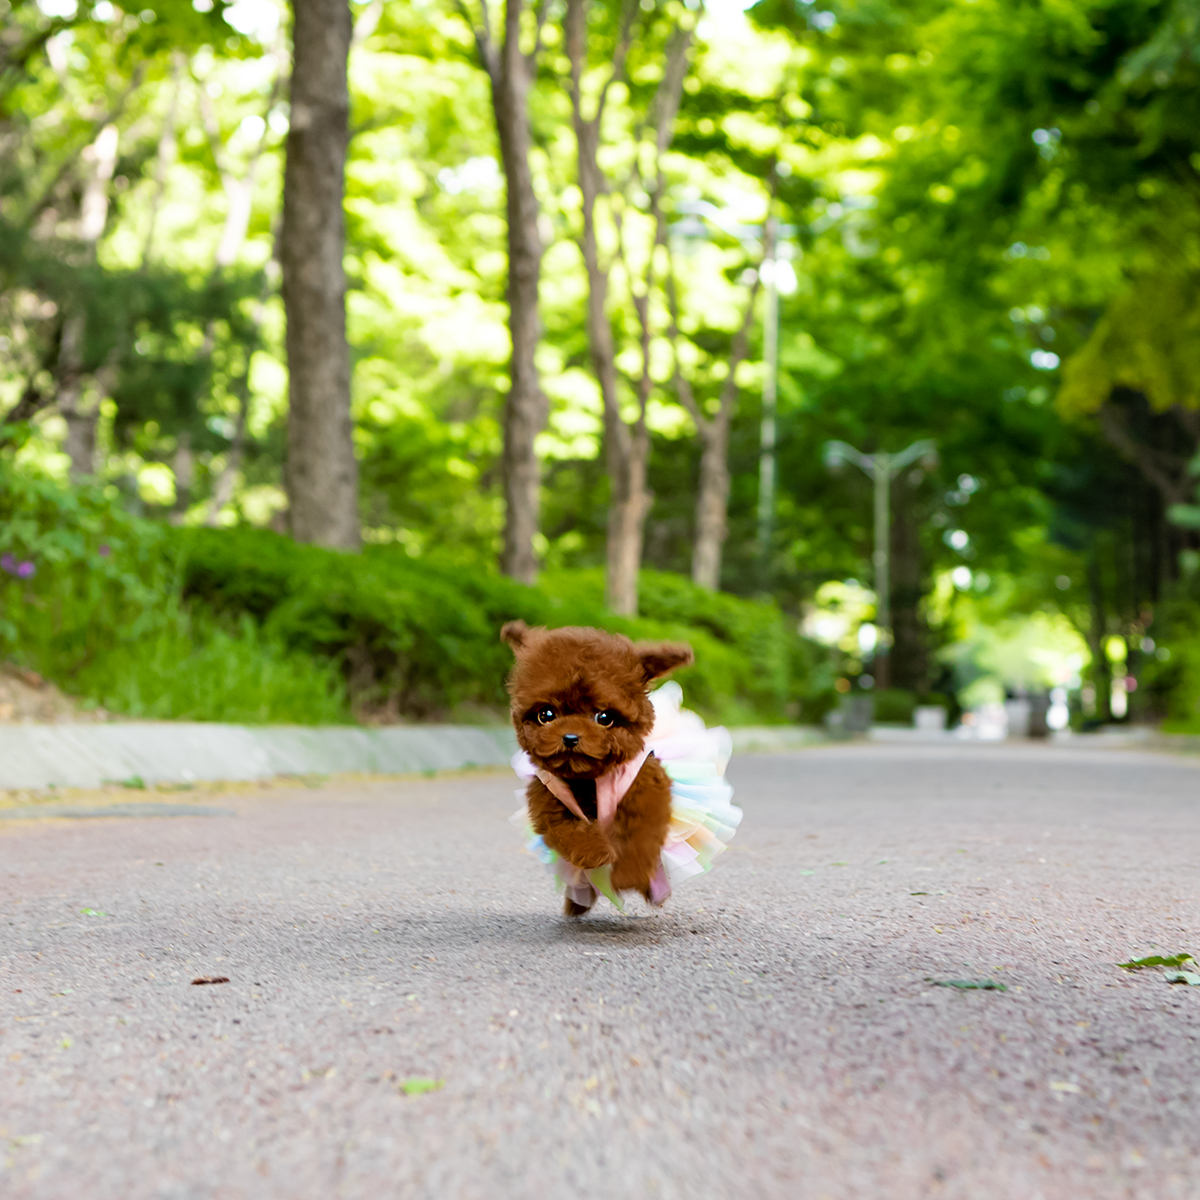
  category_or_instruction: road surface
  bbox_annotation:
[3,743,1200,1199]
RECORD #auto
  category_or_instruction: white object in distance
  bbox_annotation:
[1047,687,1070,731]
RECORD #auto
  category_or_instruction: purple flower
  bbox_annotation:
[0,553,13,575]
[98,544,111,558]
[16,561,35,578]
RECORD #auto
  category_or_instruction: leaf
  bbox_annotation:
[931,979,1007,991]
[1117,953,1193,970]
[1049,1081,1081,1094]
[398,1077,443,1096]
[1164,971,1200,986]
[79,908,107,916]
[191,975,230,985]
[910,891,928,896]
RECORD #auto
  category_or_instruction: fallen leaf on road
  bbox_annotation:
[1116,953,1193,971]
[1049,1081,1081,1094]
[931,979,1008,992]
[79,908,107,916]
[191,976,230,986]
[1164,970,1200,986]
[910,892,928,896]
[398,1077,443,1096]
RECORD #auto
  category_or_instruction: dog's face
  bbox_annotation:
[502,621,693,780]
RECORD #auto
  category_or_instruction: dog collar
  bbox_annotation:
[535,747,651,827]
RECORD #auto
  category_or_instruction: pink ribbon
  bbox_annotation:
[536,747,651,828]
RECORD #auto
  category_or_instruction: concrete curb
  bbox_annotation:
[0,721,833,793]
[0,723,518,792]
[5,720,1190,794]
[729,726,828,753]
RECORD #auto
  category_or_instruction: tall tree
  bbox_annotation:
[666,239,762,591]
[565,0,693,615]
[59,122,119,479]
[281,0,359,549]
[454,0,549,585]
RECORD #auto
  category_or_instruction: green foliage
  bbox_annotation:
[872,688,917,725]
[1059,271,1200,415]
[5,0,1200,730]
[1117,953,1193,970]
[1141,600,1200,732]
[0,463,835,726]
[179,528,833,724]
[0,463,346,722]
[931,979,1008,992]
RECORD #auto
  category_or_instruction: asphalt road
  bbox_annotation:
[3,743,1200,1200]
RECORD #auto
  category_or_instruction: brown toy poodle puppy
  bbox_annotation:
[502,620,693,916]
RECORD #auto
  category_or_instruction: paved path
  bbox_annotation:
[3,744,1200,1199]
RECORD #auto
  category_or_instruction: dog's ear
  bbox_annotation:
[500,620,532,653]
[636,640,694,682]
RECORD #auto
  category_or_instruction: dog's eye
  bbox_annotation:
[594,710,615,727]
[535,706,556,725]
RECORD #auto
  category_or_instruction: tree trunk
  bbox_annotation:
[1087,548,1112,722]
[569,44,649,614]
[59,123,119,479]
[566,0,693,615]
[692,423,730,590]
[140,52,184,266]
[606,424,651,615]
[888,478,928,692]
[577,146,651,616]
[281,0,359,550]
[170,430,194,521]
[58,315,95,479]
[491,0,547,585]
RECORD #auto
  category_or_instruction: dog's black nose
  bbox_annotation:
[562,733,580,749]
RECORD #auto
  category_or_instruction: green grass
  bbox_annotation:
[2,461,836,725]
[72,607,348,723]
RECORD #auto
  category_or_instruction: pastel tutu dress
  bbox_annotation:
[511,683,742,910]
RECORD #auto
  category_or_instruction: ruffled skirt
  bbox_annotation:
[511,683,742,911]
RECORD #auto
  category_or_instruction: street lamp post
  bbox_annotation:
[757,214,779,561]
[823,438,937,687]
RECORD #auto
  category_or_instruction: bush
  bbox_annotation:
[0,464,347,723]
[179,529,833,724]
[1141,618,1200,734]
[1,463,834,725]
[873,688,917,724]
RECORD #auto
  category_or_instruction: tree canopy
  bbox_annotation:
[3,0,1199,725]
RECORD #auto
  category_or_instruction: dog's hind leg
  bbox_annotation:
[563,894,594,918]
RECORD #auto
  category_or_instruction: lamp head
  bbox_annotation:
[822,442,848,471]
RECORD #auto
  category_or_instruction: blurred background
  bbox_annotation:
[1,0,1198,735]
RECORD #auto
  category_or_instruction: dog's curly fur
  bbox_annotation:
[502,620,693,916]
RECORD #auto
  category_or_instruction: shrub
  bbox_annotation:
[178,529,833,724]
[873,688,917,724]
[1,463,834,725]
[0,464,346,723]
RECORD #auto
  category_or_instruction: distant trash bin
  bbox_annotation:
[1003,698,1031,738]
[824,695,874,735]
[1028,692,1050,739]
[914,705,947,731]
